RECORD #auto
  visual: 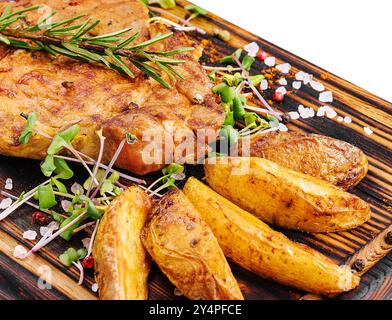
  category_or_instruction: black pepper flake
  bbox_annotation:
[129,102,139,109]
[62,81,74,89]
[190,239,199,248]
[352,259,365,272]
[385,231,392,245]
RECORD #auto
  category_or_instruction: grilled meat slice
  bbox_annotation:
[0,1,224,175]
[236,131,368,189]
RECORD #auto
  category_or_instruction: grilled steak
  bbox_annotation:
[0,0,224,175]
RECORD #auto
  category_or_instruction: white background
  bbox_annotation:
[192,0,392,103]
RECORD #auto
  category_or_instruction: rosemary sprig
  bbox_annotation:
[0,5,193,88]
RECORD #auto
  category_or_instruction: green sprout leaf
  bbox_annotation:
[162,163,184,176]
[156,0,176,9]
[77,248,88,260]
[60,208,85,240]
[37,184,57,209]
[184,4,208,16]
[242,55,255,71]
[220,48,242,64]
[54,158,74,180]
[47,124,80,155]
[18,112,37,144]
[51,178,68,194]
[41,155,56,177]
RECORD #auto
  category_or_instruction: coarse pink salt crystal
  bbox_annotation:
[292,81,302,90]
[344,116,352,124]
[244,42,259,57]
[276,86,287,95]
[264,56,276,67]
[23,230,37,240]
[71,182,84,195]
[5,178,13,190]
[317,107,326,117]
[13,245,27,259]
[260,79,268,90]
[364,127,373,135]
[325,107,337,119]
[278,78,287,85]
[92,283,99,292]
[276,63,291,74]
[310,80,325,92]
[288,111,300,120]
[319,91,333,103]
[295,71,306,81]
[278,123,288,132]
[0,197,12,209]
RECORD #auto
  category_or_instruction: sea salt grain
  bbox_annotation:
[288,111,300,120]
[295,71,306,81]
[302,73,312,85]
[275,63,291,74]
[23,230,37,241]
[296,71,312,84]
[325,107,337,119]
[364,127,373,135]
[0,197,12,209]
[278,123,288,132]
[5,178,13,190]
[82,237,91,249]
[13,245,27,259]
[244,42,259,57]
[276,86,287,95]
[92,283,99,292]
[319,91,334,103]
[278,78,287,86]
[337,116,344,122]
[317,107,326,117]
[71,182,84,195]
[344,116,352,124]
[264,56,276,67]
[61,200,71,212]
[260,79,268,90]
[292,81,302,90]
[309,80,325,92]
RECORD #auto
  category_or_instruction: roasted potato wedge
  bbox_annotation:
[93,186,153,300]
[141,189,244,300]
[204,157,371,233]
[184,177,360,294]
[235,131,368,189]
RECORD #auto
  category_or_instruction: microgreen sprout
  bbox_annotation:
[18,112,37,144]
[146,163,185,196]
[148,6,207,34]
[184,5,208,23]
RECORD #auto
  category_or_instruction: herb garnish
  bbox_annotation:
[0,4,192,88]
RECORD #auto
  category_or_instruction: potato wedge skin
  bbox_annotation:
[93,186,153,300]
[184,177,360,294]
[204,157,371,233]
[237,131,368,189]
[141,189,243,300]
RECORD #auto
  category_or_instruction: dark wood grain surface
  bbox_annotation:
[0,0,391,300]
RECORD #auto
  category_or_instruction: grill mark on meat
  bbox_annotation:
[0,0,224,174]
[18,71,48,85]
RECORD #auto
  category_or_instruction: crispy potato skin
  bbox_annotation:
[93,187,153,300]
[236,131,368,189]
[141,189,243,300]
[184,177,360,294]
[204,157,371,233]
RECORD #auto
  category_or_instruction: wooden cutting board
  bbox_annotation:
[0,0,391,300]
